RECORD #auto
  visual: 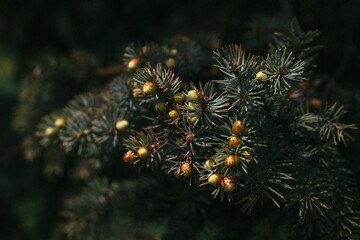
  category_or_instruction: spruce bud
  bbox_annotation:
[165,58,176,68]
[188,116,198,125]
[169,110,180,120]
[174,93,185,104]
[204,159,215,169]
[155,102,166,113]
[142,82,156,95]
[128,57,141,70]
[54,117,66,128]
[137,147,150,160]
[232,120,245,136]
[208,174,221,186]
[181,162,194,177]
[224,154,240,169]
[228,136,243,149]
[255,71,267,82]
[45,127,57,137]
[123,150,138,164]
[115,120,129,131]
[187,90,200,102]
[221,177,236,192]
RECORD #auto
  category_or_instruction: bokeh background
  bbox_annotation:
[0,0,359,239]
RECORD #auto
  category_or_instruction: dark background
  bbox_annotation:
[0,0,359,239]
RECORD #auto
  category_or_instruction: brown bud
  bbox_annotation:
[77,167,90,179]
[137,147,150,160]
[224,154,240,169]
[181,162,194,177]
[123,150,138,164]
[221,177,236,192]
[232,120,245,136]
[297,81,308,90]
[208,174,221,186]
[309,98,322,109]
[228,136,243,149]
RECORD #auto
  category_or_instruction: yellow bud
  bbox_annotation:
[208,174,221,186]
[45,127,57,137]
[165,58,176,68]
[204,160,215,169]
[115,120,129,131]
[256,71,267,82]
[187,90,200,102]
[188,116,198,125]
[174,93,185,104]
[128,58,141,70]
[54,117,66,128]
[169,110,180,120]
[169,49,178,55]
[137,147,150,160]
[142,82,156,95]
[188,102,196,109]
[155,102,166,113]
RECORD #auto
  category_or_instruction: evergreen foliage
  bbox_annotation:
[30,19,360,239]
